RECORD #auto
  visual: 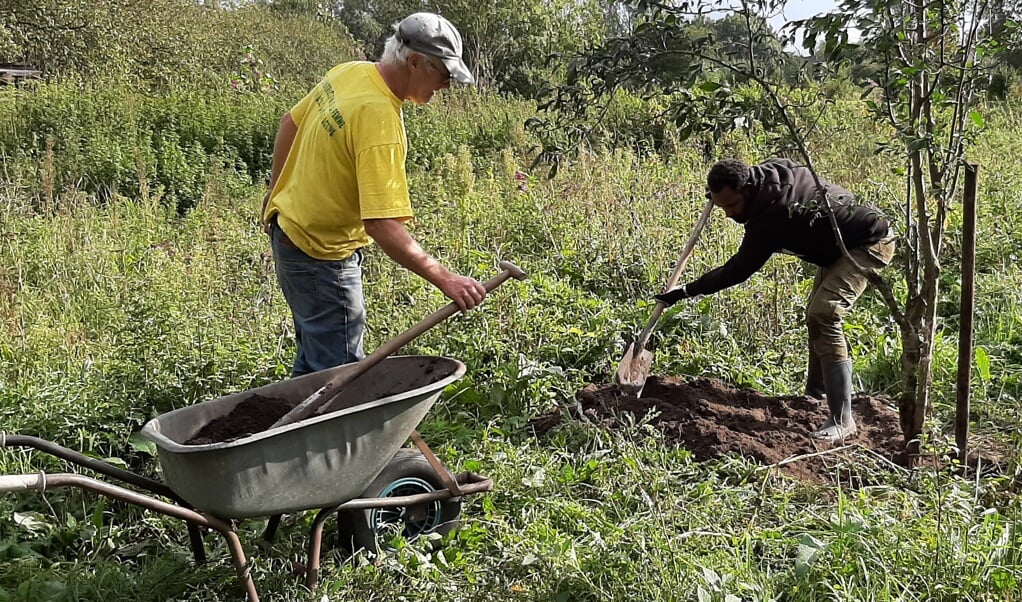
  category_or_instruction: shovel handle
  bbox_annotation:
[271,260,528,428]
[634,198,714,349]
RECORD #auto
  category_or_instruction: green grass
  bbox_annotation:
[1,90,1022,600]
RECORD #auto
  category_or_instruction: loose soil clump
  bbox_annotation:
[532,375,908,483]
[185,394,294,445]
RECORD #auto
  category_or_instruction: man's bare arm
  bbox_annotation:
[364,218,486,311]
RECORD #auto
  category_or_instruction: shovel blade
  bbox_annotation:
[614,342,653,391]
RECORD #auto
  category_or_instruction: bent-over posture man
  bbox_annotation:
[262,13,486,376]
[655,158,895,443]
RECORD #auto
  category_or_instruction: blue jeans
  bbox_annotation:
[270,220,366,377]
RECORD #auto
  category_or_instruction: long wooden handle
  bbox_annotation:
[271,261,528,428]
[634,198,714,349]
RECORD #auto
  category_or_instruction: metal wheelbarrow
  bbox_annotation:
[0,355,491,601]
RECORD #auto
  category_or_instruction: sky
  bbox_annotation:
[771,0,841,23]
[765,0,853,52]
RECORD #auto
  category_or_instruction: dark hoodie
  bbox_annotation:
[686,158,890,297]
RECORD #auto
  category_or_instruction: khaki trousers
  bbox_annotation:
[806,234,896,364]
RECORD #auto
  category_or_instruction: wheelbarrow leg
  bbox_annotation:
[220,528,260,602]
[0,472,260,602]
[306,506,339,590]
[262,514,283,543]
[187,523,207,564]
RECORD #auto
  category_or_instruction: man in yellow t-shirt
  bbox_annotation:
[261,12,486,376]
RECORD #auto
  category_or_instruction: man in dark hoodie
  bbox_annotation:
[655,158,895,444]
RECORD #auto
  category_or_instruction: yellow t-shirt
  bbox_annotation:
[263,62,412,260]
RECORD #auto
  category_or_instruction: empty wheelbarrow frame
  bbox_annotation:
[0,356,493,601]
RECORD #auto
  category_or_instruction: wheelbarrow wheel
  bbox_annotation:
[338,449,461,555]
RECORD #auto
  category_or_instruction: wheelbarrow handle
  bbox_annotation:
[0,473,43,492]
[271,260,528,428]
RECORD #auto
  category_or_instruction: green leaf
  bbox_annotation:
[13,512,49,533]
[40,581,66,598]
[102,456,129,468]
[702,567,720,585]
[0,541,42,561]
[795,534,826,578]
[974,346,991,381]
[91,498,106,529]
[128,431,157,456]
[968,110,985,128]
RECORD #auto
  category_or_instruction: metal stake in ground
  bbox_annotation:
[615,198,713,394]
[271,260,528,428]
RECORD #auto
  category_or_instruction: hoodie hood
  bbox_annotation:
[743,160,801,221]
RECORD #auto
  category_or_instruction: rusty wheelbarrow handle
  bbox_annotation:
[0,470,261,601]
[272,260,528,428]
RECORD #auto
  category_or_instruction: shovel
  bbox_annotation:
[615,198,714,393]
[271,260,528,428]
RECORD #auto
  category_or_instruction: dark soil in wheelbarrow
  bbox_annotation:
[185,394,293,445]
[185,385,414,445]
[531,375,912,483]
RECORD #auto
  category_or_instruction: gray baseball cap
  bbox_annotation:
[395,12,474,85]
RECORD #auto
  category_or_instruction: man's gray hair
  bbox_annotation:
[380,35,414,66]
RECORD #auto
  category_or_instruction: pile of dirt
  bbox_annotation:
[185,394,294,445]
[531,375,908,483]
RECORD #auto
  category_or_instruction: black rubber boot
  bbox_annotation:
[805,348,826,399]
[810,359,856,443]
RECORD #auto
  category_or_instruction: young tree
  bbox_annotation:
[800,0,1008,451]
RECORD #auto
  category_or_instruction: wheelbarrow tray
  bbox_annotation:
[141,356,465,518]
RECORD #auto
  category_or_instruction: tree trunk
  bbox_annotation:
[899,327,921,443]
[898,260,941,461]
